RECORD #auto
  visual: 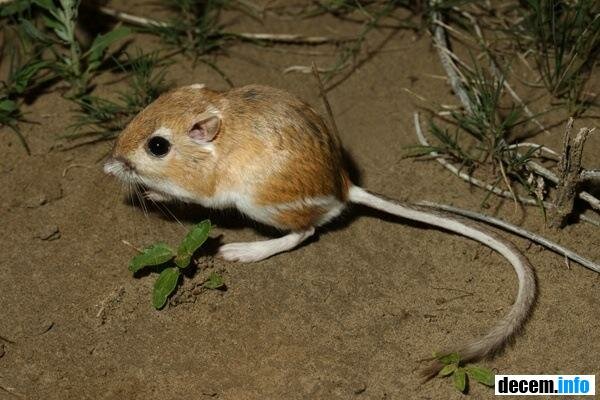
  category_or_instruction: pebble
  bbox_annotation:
[352,382,367,395]
[35,225,61,241]
[25,193,47,208]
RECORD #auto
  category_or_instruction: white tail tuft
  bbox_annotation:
[348,186,536,376]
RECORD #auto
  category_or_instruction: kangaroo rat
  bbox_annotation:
[104,83,535,375]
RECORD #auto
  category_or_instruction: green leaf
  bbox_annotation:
[128,243,175,273]
[438,364,457,377]
[86,27,132,64]
[19,19,49,43]
[32,0,54,10]
[175,220,211,268]
[437,352,460,365]
[42,15,65,35]
[453,368,467,393]
[152,267,180,309]
[0,99,18,113]
[465,366,494,387]
[0,0,30,17]
[402,145,442,158]
[203,272,225,290]
[11,60,50,94]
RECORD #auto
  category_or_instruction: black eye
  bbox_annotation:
[147,136,171,157]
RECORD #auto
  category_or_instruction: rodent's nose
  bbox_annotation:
[115,156,135,171]
[103,156,135,176]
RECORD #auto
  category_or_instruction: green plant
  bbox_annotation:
[404,60,548,209]
[68,51,170,141]
[22,0,131,98]
[128,220,224,309]
[517,0,600,114]
[147,0,227,56]
[1,2,53,153]
[0,96,27,151]
[436,353,494,393]
[0,55,52,153]
[405,54,556,211]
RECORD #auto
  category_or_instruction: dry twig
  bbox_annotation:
[96,6,353,44]
[121,239,143,253]
[507,143,559,160]
[312,62,340,139]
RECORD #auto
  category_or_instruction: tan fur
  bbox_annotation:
[222,86,347,206]
[275,206,327,231]
[111,84,348,226]
[114,86,222,155]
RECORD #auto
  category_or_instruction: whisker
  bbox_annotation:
[129,182,143,217]
[134,183,149,218]
[127,182,135,209]
[152,199,187,231]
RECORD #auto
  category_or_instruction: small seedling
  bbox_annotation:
[436,352,494,393]
[128,220,223,309]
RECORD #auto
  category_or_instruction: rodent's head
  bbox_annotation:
[104,84,222,201]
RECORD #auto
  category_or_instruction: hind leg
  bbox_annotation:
[218,198,344,263]
[218,228,315,263]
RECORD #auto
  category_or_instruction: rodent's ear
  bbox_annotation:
[188,113,221,143]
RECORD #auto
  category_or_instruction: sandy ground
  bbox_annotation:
[1,2,599,399]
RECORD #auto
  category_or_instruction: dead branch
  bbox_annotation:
[413,112,600,228]
[522,157,600,213]
[429,9,600,220]
[549,120,596,228]
[430,10,472,114]
[581,170,600,182]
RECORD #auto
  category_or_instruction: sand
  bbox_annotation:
[1,2,599,399]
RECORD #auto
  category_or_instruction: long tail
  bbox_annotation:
[348,186,536,377]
